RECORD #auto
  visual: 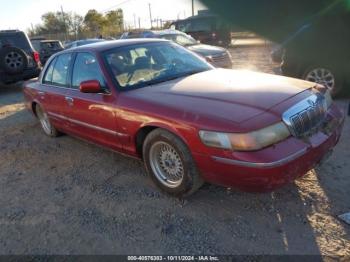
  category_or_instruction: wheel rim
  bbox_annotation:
[149,141,184,188]
[5,52,23,69]
[36,106,52,135]
[305,68,335,90]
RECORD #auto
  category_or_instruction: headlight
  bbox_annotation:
[199,122,291,151]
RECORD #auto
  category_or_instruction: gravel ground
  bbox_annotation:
[0,45,349,256]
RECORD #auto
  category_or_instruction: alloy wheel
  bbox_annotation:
[149,141,185,188]
[305,68,335,91]
[36,106,52,135]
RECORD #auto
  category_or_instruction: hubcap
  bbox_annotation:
[36,107,52,135]
[149,141,184,188]
[305,68,335,90]
[5,52,23,69]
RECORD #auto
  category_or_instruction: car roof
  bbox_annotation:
[63,38,168,53]
[149,29,186,36]
[126,29,185,37]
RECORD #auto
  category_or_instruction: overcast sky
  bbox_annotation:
[0,0,207,32]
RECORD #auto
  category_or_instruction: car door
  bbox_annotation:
[40,53,73,130]
[63,52,121,151]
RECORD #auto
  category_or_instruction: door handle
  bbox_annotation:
[65,96,74,106]
[38,91,45,96]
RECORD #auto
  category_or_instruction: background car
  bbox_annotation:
[120,29,232,68]
[0,30,41,85]
[31,39,64,65]
[169,11,234,47]
[64,39,106,49]
[272,16,350,96]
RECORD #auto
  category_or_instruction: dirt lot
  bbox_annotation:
[0,45,349,256]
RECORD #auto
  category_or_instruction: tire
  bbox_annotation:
[143,129,204,197]
[303,66,344,96]
[0,46,28,75]
[35,104,59,137]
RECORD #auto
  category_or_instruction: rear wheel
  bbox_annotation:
[303,66,343,96]
[35,104,59,137]
[143,129,204,197]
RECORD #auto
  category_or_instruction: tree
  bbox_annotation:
[84,9,106,37]
[103,9,124,37]
[68,13,84,40]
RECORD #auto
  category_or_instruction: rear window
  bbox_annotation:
[0,33,31,50]
[41,41,63,50]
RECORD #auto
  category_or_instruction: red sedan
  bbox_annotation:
[23,39,345,196]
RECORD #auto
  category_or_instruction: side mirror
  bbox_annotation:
[79,80,102,93]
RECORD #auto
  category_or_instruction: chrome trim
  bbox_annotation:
[282,93,327,137]
[47,112,128,137]
[212,148,307,168]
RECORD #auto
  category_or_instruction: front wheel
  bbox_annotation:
[303,67,343,96]
[143,129,204,197]
[36,104,59,137]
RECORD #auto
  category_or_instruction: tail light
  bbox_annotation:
[33,51,40,64]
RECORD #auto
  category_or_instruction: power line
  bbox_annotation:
[101,0,134,13]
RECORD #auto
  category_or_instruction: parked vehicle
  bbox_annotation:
[64,39,106,49]
[274,16,350,96]
[0,30,41,85]
[31,40,64,65]
[23,39,344,196]
[169,13,232,47]
[120,29,232,68]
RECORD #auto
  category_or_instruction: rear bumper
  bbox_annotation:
[0,67,41,84]
[193,109,345,192]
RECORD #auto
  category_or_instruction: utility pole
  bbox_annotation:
[133,13,137,29]
[148,3,153,29]
[138,17,141,29]
[60,6,68,41]
[191,0,194,16]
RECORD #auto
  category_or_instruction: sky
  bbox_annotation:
[0,0,207,32]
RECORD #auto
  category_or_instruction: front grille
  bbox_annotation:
[282,94,327,137]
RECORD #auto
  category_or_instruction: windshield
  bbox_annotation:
[104,41,212,90]
[160,34,198,46]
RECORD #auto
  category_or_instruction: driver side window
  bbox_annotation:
[72,52,106,89]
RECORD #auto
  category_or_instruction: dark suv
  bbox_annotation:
[275,15,350,96]
[170,14,232,47]
[0,30,41,85]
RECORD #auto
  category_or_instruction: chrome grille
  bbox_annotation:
[282,93,327,138]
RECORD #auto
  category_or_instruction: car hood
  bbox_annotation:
[187,44,226,56]
[126,69,315,125]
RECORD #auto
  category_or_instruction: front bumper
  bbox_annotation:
[193,107,345,192]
